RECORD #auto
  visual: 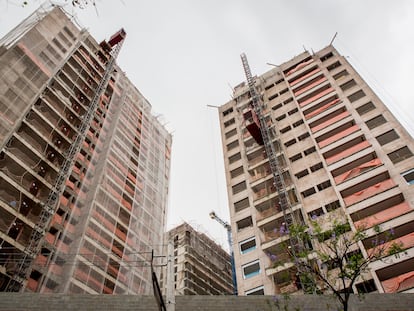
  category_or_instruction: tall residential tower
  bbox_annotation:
[219,46,414,295]
[0,6,171,294]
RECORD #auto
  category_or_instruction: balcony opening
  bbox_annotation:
[284,138,296,148]
[356,279,377,293]
[224,118,235,128]
[323,135,366,160]
[295,169,309,179]
[230,166,244,179]
[280,125,291,134]
[317,180,331,191]
[228,152,241,164]
[366,115,387,130]
[376,256,414,293]
[310,162,323,172]
[249,162,271,182]
[288,65,318,85]
[388,146,413,164]
[325,200,341,212]
[234,197,250,213]
[340,171,391,198]
[308,207,324,219]
[298,132,310,141]
[376,129,399,146]
[232,181,246,195]
[303,94,339,119]
[333,70,349,81]
[237,216,253,231]
[245,137,259,151]
[272,103,282,111]
[256,197,280,220]
[292,74,325,95]
[222,107,233,117]
[275,114,286,122]
[301,187,316,198]
[268,93,279,101]
[320,52,334,62]
[289,153,302,162]
[297,84,332,106]
[331,152,378,178]
[309,106,347,130]
[350,193,404,225]
[347,90,366,103]
[356,102,375,116]
[288,108,298,115]
[284,56,313,75]
[304,146,316,156]
[225,128,237,139]
[316,120,356,144]
[363,220,414,253]
[327,61,341,71]
[340,79,357,92]
[226,139,239,151]
[293,119,304,128]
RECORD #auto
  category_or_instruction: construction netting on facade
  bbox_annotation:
[39,69,171,294]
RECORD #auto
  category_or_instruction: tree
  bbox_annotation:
[270,211,405,311]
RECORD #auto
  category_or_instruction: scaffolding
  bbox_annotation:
[4,29,126,292]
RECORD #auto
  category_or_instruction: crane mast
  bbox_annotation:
[209,211,238,295]
[5,30,126,292]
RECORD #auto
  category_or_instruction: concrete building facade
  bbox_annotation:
[165,223,233,295]
[0,5,171,294]
[218,46,414,296]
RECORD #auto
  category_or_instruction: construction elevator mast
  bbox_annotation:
[5,29,126,292]
[240,53,312,291]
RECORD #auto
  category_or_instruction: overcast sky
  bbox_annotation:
[1,0,414,251]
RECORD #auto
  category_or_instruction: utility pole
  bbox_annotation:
[166,241,175,311]
[209,211,238,295]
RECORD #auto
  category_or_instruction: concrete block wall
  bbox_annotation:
[0,293,413,310]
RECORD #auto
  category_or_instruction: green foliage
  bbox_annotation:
[387,241,404,256]
[269,217,405,311]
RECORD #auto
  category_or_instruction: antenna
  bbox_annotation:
[329,32,338,46]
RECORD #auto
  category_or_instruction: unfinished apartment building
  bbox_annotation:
[218,46,414,295]
[0,6,172,294]
[164,223,233,295]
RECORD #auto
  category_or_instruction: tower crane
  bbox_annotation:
[209,211,238,295]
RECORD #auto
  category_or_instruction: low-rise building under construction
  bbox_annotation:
[165,223,234,295]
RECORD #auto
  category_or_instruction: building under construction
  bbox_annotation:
[164,223,233,295]
[0,5,172,293]
[218,46,414,295]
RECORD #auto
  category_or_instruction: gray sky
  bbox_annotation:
[1,0,414,251]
